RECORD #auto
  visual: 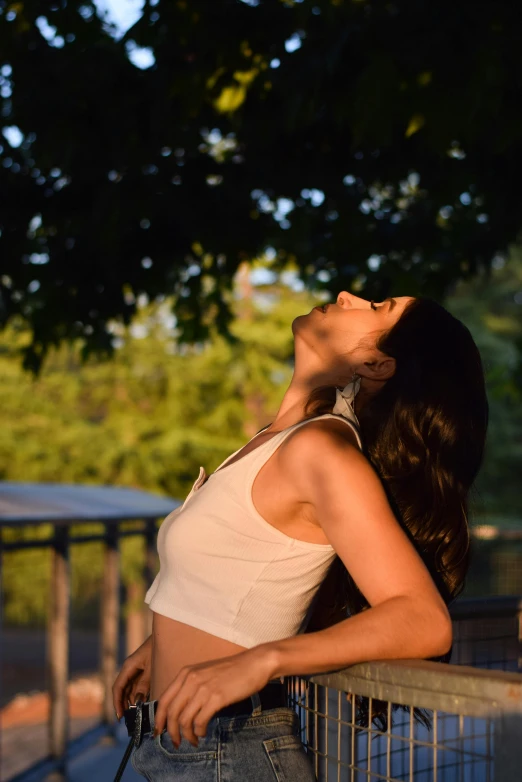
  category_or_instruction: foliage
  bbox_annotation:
[445,245,522,518]
[1,0,522,372]
[1,247,522,624]
[0,275,315,624]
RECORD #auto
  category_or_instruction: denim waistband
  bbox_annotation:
[141,688,296,736]
[144,699,298,734]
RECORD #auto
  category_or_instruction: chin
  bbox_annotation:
[291,313,309,335]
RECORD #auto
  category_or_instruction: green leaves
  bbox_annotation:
[0,276,311,624]
[2,0,522,373]
[446,246,522,519]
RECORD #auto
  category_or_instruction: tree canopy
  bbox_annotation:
[1,0,522,372]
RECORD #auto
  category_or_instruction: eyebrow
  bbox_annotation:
[384,297,397,311]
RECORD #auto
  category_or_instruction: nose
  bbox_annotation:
[337,291,370,309]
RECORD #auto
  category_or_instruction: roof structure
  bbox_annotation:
[0,482,178,526]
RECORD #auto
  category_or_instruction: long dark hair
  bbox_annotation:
[303,297,489,730]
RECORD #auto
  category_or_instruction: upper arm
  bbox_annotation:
[283,421,449,617]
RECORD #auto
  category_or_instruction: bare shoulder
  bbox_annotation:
[281,416,364,466]
[276,416,372,496]
[276,416,452,625]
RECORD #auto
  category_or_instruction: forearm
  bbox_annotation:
[261,596,452,679]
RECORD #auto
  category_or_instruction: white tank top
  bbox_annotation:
[145,412,362,648]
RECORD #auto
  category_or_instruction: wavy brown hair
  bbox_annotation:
[303,297,489,730]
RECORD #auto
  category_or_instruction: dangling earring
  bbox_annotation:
[332,373,361,421]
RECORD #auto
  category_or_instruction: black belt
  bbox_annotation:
[123,679,287,740]
[114,681,287,782]
[114,680,288,781]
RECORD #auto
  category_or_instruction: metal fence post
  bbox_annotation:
[100,523,119,726]
[47,524,70,778]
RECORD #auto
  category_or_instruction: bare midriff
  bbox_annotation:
[149,418,357,700]
[149,613,248,700]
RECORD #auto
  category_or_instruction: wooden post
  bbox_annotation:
[126,579,146,657]
[517,600,522,673]
[47,524,70,776]
[143,519,157,638]
[100,523,119,725]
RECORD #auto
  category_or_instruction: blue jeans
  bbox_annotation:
[131,696,317,781]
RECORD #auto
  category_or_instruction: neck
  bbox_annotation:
[268,379,316,432]
[353,383,376,418]
[268,371,384,433]
[269,363,348,432]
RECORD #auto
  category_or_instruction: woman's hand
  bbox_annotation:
[153,645,277,747]
[112,635,152,719]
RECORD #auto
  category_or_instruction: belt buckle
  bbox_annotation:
[133,701,144,748]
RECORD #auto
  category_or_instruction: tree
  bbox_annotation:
[3,247,522,623]
[1,0,522,372]
[0,267,317,624]
[445,245,522,519]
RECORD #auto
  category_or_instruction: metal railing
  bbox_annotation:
[287,659,522,781]
[1,509,521,781]
[1,512,162,781]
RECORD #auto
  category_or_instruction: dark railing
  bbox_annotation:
[1,487,521,781]
[2,518,161,780]
[0,481,174,781]
[450,595,522,671]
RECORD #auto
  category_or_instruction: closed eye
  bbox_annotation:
[371,298,395,311]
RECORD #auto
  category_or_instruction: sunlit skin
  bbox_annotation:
[272,291,414,428]
[112,291,452,751]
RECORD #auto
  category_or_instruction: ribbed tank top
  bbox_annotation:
[145,412,362,648]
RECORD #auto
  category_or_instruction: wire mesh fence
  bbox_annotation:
[284,593,522,782]
[286,662,522,782]
[2,502,521,781]
[449,595,522,673]
[466,531,522,598]
[451,614,520,672]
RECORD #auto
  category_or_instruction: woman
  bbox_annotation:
[113,291,488,781]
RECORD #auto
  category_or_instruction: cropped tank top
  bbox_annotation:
[145,412,362,648]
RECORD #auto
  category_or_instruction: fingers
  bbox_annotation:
[129,679,150,707]
[155,681,217,747]
[112,671,130,719]
[154,669,189,736]
[152,666,223,748]
[165,696,213,748]
[135,691,146,704]
[112,666,149,717]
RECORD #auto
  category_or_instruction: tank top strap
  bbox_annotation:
[316,412,363,450]
[287,412,363,450]
[244,411,363,482]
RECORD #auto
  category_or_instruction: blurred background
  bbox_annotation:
[1,0,522,779]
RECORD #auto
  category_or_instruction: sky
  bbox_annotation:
[93,0,145,38]
[93,0,156,67]
[91,1,301,68]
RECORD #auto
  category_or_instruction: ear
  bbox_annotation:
[357,355,396,382]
